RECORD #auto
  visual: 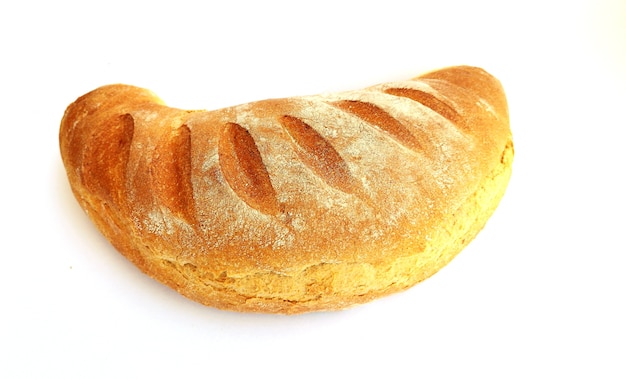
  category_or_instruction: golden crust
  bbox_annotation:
[59,66,513,314]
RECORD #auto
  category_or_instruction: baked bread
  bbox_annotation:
[59,66,513,314]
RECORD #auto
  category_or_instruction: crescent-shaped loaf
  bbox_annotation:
[60,66,513,314]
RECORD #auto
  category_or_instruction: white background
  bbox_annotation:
[1,0,624,377]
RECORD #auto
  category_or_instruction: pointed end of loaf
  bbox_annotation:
[419,66,509,122]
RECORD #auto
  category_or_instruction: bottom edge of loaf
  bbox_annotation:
[76,138,513,315]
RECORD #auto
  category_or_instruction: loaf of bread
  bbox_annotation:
[59,66,513,314]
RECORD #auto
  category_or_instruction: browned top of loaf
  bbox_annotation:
[59,66,510,278]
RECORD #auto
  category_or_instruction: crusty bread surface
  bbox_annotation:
[60,66,513,314]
